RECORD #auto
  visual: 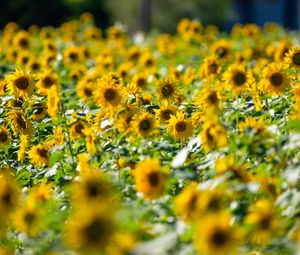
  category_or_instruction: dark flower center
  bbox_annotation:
[84,88,93,97]
[104,88,116,101]
[139,119,150,131]
[207,92,218,104]
[75,123,84,134]
[216,47,228,58]
[269,72,283,87]
[0,131,8,142]
[24,212,36,225]
[37,148,48,159]
[68,52,78,61]
[145,58,154,66]
[259,215,271,230]
[292,52,300,66]
[161,110,173,121]
[148,172,159,186]
[1,191,12,206]
[43,76,55,88]
[208,63,218,74]
[19,38,29,48]
[15,77,29,90]
[137,78,147,87]
[233,71,246,86]
[84,218,107,244]
[162,84,174,97]
[175,121,186,132]
[86,181,101,197]
[211,229,229,247]
[16,114,27,129]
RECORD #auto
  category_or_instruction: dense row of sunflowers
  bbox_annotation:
[1,12,300,254]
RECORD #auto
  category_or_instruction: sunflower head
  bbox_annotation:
[0,126,11,148]
[28,144,50,167]
[7,109,31,135]
[167,111,193,140]
[157,77,178,102]
[133,159,168,200]
[95,75,123,112]
[223,64,253,94]
[211,40,231,59]
[194,213,242,255]
[262,63,290,95]
[174,183,201,222]
[0,170,20,216]
[36,69,59,94]
[64,206,116,253]
[11,202,43,237]
[245,199,279,244]
[5,68,34,98]
[132,112,158,138]
[285,47,300,69]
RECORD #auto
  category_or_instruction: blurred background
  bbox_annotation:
[0,0,299,32]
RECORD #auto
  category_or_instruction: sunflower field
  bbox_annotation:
[2,13,300,255]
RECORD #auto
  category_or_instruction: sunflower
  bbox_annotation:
[223,64,253,94]
[28,144,50,167]
[11,202,43,237]
[196,188,227,215]
[95,77,123,112]
[166,111,193,140]
[29,102,47,121]
[133,159,168,200]
[117,62,132,81]
[5,68,35,98]
[211,40,231,60]
[132,112,158,138]
[16,51,33,67]
[174,182,201,222]
[245,199,279,245]
[47,85,60,120]
[83,127,97,154]
[156,76,179,103]
[63,46,82,65]
[126,46,141,62]
[72,168,112,206]
[194,213,242,255]
[36,69,59,95]
[215,155,252,182]
[76,76,96,102]
[13,31,31,50]
[18,134,29,162]
[0,126,11,148]
[70,120,86,140]
[7,109,31,135]
[238,116,267,135]
[201,56,221,79]
[132,73,149,90]
[115,105,138,135]
[196,86,221,113]
[0,170,20,216]
[27,59,41,73]
[262,63,290,94]
[285,47,300,69]
[106,232,136,255]
[64,206,116,253]
[201,119,227,152]
[154,103,177,124]
[274,40,292,62]
[139,52,156,71]
[28,182,52,205]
